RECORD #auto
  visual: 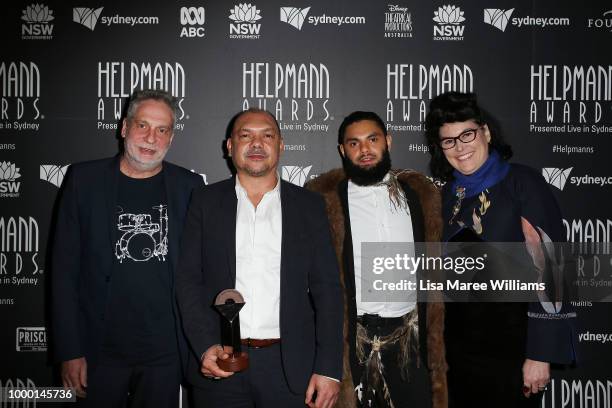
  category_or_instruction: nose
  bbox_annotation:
[250,133,264,147]
[359,142,369,154]
[454,140,464,152]
[144,128,157,144]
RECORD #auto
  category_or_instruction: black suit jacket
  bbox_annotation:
[51,156,203,371]
[337,178,430,386]
[176,177,343,394]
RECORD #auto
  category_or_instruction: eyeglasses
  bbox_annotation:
[438,127,481,150]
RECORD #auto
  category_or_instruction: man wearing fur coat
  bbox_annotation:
[306,111,447,408]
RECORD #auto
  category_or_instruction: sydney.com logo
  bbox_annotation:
[542,167,612,191]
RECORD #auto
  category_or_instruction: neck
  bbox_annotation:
[237,171,278,207]
[120,155,162,179]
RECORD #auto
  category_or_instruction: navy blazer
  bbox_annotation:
[176,177,343,394]
[51,156,203,371]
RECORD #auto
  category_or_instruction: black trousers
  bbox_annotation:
[191,343,305,408]
[355,313,432,408]
[77,354,181,408]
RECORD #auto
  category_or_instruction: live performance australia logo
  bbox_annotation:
[528,65,612,134]
[432,4,465,41]
[180,6,205,38]
[0,162,21,199]
[385,63,474,132]
[385,5,413,38]
[0,217,41,287]
[0,62,44,131]
[21,3,54,40]
[96,61,188,131]
[16,327,47,352]
[241,62,332,132]
[229,3,262,39]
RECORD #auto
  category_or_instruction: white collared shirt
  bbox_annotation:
[234,176,282,339]
[348,174,416,317]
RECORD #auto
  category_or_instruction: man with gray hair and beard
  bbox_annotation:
[52,89,203,407]
[307,111,448,408]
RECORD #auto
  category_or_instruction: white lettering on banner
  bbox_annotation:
[0,217,41,282]
[0,378,36,407]
[385,64,473,128]
[541,378,612,408]
[529,65,612,127]
[241,63,331,124]
[96,62,187,123]
[0,62,41,123]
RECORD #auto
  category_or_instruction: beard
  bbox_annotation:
[343,148,392,186]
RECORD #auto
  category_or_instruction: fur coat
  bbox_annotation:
[306,168,448,408]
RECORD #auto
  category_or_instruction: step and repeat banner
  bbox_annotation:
[1,0,611,406]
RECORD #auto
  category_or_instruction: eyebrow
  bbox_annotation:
[345,132,380,142]
[236,127,277,132]
[441,127,477,138]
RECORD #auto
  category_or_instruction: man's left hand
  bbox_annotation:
[305,374,340,408]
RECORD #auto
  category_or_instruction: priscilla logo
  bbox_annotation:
[433,5,465,40]
[0,162,21,198]
[484,9,514,32]
[281,165,313,187]
[280,7,310,30]
[40,164,70,188]
[21,3,55,40]
[542,167,572,190]
[73,7,104,31]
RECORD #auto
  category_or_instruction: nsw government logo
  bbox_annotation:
[282,165,313,187]
[385,5,413,38]
[484,9,514,32]
[21,3,54,40]
[433,4,465,40]
[0,162,21,198]
[229,3,262,39]
[180,6,205,37]
[16,327,47,352]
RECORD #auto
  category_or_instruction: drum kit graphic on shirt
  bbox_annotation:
[115,205,168,262]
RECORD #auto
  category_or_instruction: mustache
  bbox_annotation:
[246,149,268,157]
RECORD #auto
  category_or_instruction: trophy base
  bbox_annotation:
[218,352,249,372]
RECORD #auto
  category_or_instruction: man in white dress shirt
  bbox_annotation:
[176,109,343,408]
[307,111,448,408]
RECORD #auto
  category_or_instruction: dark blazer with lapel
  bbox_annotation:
[176,177,343,394]
[336,178,430,385]
[51,156,203,370]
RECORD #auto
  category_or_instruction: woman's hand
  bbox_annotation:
[522,358,550,397]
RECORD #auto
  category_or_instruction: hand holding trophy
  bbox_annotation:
[214,289,249,372]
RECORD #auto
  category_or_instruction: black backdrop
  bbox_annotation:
[2,1,611,406]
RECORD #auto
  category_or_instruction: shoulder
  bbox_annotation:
[305,168,345,195]
[163,161,203,185]
[505,163,550,193]
[395,169,440,200]
[283,180,325,205]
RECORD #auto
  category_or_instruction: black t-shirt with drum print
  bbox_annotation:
[103,170,177,365]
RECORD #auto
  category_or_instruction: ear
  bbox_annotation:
[226,138,232,157]
[279,138,284,156]
[386,134,393,151]
[121,119,128,138]
[482,124,491,143]
[338,144,345,158]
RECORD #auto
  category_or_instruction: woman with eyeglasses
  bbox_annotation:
[424,92,576,407]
